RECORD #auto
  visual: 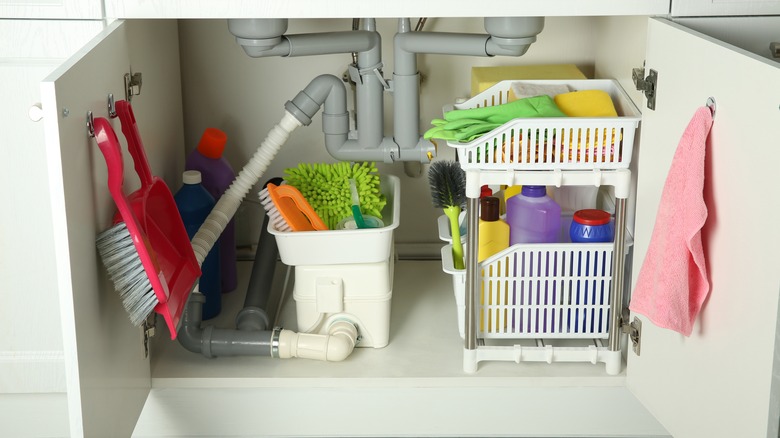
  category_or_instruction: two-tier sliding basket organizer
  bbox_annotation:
[441,79,641,374]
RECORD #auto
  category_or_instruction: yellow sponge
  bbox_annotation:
[554,90,618,117]
[470,64,586,96]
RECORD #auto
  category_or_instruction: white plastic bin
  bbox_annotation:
[442,242,615,340]
[439,215,630,340]
[268,174,400,348]
[446,79,641,171]
[269,175,400,266]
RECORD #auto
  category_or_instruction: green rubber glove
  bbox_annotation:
[424,118,502,141]
[445,95,567,124]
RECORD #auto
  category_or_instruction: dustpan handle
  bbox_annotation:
[93,117,129,216]
[116,99,154,188]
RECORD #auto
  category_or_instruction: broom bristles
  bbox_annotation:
[95,222,159,326]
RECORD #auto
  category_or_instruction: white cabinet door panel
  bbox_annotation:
[672,0,780,16]
[0,19,102,394]
[629,17,780,438]
[41,19,184,437]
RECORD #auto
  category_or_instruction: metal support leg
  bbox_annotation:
[465,196,480,351]
[609,197,628,351]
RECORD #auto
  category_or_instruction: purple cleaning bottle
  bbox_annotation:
[505,185,562,245]
[185,128,237,293]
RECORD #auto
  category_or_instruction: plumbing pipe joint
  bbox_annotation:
[277,320,359,362]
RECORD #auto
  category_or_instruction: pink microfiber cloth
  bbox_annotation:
[630,106,714,336]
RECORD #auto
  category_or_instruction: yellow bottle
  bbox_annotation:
[478,196,510,262]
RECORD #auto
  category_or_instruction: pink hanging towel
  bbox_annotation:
[630,106,714,336]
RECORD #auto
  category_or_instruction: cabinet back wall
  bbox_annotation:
[177,18,599,250]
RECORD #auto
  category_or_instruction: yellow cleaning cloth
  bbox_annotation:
[554,90,618,117]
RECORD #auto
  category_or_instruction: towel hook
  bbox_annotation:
[706,97,716,118]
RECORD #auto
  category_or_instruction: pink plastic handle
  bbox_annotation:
[115,100,154,188]
[93,117,169,304]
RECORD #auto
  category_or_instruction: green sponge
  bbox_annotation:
[283,162,386,230]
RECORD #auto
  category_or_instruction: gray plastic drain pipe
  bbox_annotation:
[284,73,403,162]
[178,292,357,361]
[392,17,545,155]
[180,209,358,360]
[236,200,280,332]
[228,18,433,163]
[228,18,396,162]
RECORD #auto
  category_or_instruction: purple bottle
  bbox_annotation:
[185,128,237,293]
[505,185,561,244]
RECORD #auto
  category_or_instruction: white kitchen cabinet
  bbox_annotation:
[0,0,101,19]
[671,0,780,17]
[37,13,780,438]
[104,0,670,19]
[0,17,102,438]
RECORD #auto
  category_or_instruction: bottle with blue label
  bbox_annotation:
[570,209,614,243]
[174,170,222,320]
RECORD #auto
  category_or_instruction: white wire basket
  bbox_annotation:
[438,214,631,340]
[445,79,641,171]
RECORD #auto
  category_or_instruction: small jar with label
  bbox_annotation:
[570,209,614,243]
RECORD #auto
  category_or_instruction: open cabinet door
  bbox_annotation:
[41,20,184,437]
[628,17,780,438]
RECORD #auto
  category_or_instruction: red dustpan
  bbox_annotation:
[115,100,200,339]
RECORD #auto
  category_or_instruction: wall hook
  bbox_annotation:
[706,97,716,118]
[86,111,95,137]
[108,94,117,118]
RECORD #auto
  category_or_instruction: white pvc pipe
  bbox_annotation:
[191,111,302,265]
[277,321,358,362]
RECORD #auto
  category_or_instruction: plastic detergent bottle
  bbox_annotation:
[506,185,562,244]
[174,170,222,320]
[185,128,237,293]
[478,196,509,262]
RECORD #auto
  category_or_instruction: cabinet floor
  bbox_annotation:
[138,260,669,437]
[151,260,625,384]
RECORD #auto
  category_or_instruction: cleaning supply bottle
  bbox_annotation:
[185,127,237,293]
[478,196,509,262]
[506,185,561,244]
[174,170,222,320]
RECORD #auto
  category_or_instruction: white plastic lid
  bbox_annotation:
[182,170,202,185]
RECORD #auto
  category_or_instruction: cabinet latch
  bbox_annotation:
[621,308,642,356]
[124,71,143,102]
[632,66,657,111]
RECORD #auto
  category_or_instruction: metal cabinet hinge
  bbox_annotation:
[621,309,642,356]
[632,66,657,111]
[142,316,156,358]
[125,71,143,101]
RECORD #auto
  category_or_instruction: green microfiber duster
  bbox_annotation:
[283,162,386,230]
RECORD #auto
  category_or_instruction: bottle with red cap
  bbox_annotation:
[185,127,237,293]
[569,209,614,243]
